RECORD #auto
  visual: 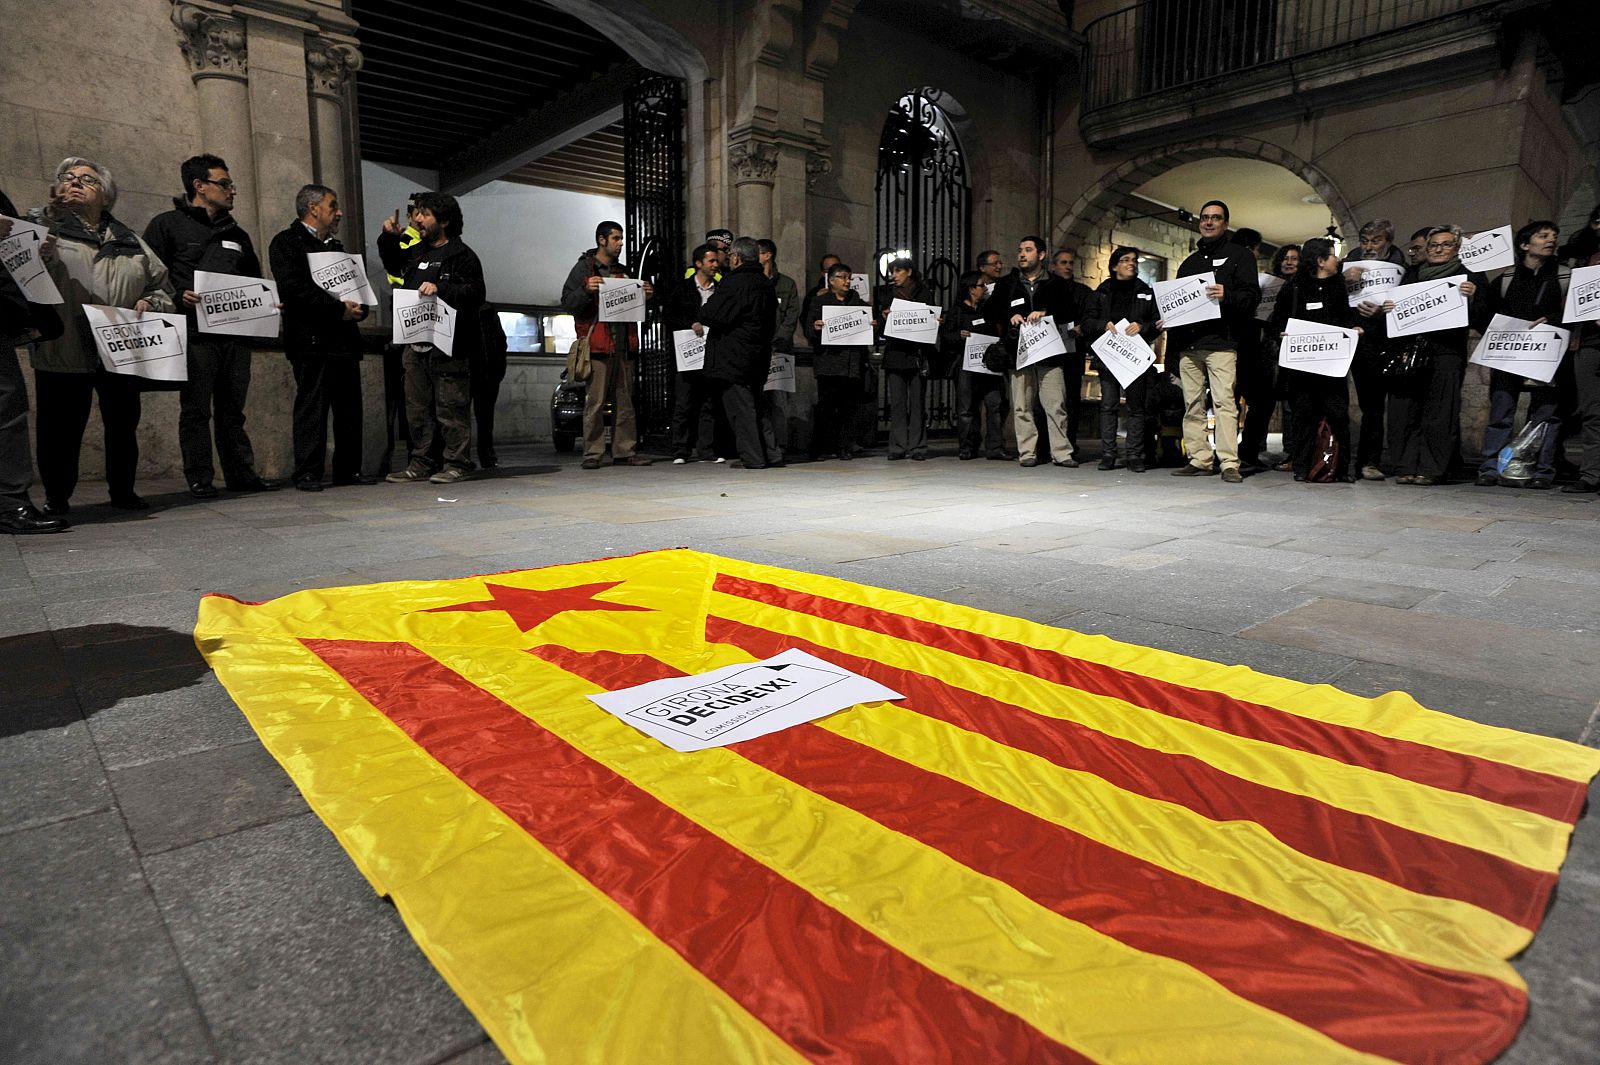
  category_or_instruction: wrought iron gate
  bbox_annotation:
[874,88,970,431]
[624,74,686,445]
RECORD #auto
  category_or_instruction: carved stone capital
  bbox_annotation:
[805,151,833,191]
[729,139,780,186]
[306,37,362,98]
[172,3,248,81]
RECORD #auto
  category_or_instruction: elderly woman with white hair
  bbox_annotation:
[32,156,174,513]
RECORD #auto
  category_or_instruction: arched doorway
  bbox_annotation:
[875,88,971,307]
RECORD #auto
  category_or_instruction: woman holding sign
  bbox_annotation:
[1082,247,1162,472]
[1383,226,1484,486]
[1270,238,1358,482]
[874,258,935,460]
[32,157,175,514]
[806,263,870,461]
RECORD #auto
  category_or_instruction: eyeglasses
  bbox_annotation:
[1426,241,1459,251]
[57,172,102,189]
[201,178,237,191]
[1198,213,1226,222]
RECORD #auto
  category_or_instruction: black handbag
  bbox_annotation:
[1381,338,1430,383]
[981,341,1013,375]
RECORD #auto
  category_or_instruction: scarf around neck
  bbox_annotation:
[1416,258,1462,282]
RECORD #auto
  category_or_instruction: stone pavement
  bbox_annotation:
[3,443,1598,1065]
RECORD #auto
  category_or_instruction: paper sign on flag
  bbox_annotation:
[193,270,280,338]
[82,304,188,381]
[598,277,646,323]
[672,328,707,372]
[1090,320,1157,388]
[1470,314,1571,383]
[764,352,796,393]
[1016,315,1068,369]
[1254,274,1285,322]
[306,251,377,306]
[392,289,458,355]
[884,298,940,344]
[1564,264,1600,324]
[1153,272,1219,328]
[1279,318,1359,378]
[849,273,871,302]
[820,304,872,346]
[963,334,1000,375]
[1344,260,1405,308]
[1460,226,1515,272]
[1,216,64,304]
[587,648,903,753]
[1387,277,1468,337]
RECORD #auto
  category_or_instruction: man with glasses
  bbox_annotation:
[976,250,1004,296]
[1167,199,1260,482]
[144,154,279,498]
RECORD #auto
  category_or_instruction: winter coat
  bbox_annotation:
[874,279,937,372]
[1167,234,1261,356]
[696,262,776,385]
[979,269,1078,369]
[32,208,174,374]
[559,249,642,356]
[805,289,869,379]
[141,199,261,329]
[267,220,364,359]
[377,229,487,362]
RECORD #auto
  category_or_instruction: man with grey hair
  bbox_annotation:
[1345,218,1406,479]
[267,184,369,491]
[692,236,776,468]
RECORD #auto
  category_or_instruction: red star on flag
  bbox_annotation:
[423,581,652,632]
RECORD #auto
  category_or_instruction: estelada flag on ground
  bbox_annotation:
[195,548,1600,1065]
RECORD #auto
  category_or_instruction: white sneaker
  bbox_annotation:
[671,458,686,465]
[713,457,726,464]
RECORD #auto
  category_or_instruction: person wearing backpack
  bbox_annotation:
[1270,237,1359,482]
[1474,220,1567,490]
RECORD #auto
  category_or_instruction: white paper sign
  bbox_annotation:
[849,273,871,303]
[598,277,645,322]
[193,270,279,338]
[305,251,378,306]
[1344,260,1405,308]
[1387,277,1468,337]
[391,288,458,355]
[1469,314,1571,383]
[81,304,188,381]
[820,304,872,346]
[1,216,63,304]
[884,297,940,344]
[672,327,706,372]
[963,334,1000,375]
[1460,226,1515,272]
[1154,272,1220,328]
[1016,315,1068,370]
[1279,318,1359,378]
[1254,273,1285,322]
[587,648,904,753]
[764,351,795,392]
[1090,321,1157,388]
[1564,264,1600,324]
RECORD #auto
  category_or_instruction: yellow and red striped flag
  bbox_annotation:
[195,548,1599,1065]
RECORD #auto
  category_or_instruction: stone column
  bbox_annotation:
[171,4,258,239]
[729,137,779,239]
[305,38,361,198]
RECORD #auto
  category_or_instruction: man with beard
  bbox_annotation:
[982,237,1080,468]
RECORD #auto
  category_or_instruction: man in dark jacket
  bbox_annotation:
[1166,199,1260,482]
[981,237,1081,467]
[1475,220,1567,489]
[144,154,278,498]
[694,237,776,468]
[1050,248,1095,452]
[665,242,722,463]
[267,183,368,491]
[1345,219,1408,479]
[378,192,485,485]
[560,220,654,469]
[0,190,65,533]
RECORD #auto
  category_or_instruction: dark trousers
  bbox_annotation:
[1574,346,1600,484]
[471,355,504,466]
[1285,368,1351,477]
[811,375,860,458]
[1237,338,1275,460]
[758,388,788,464]
[33,368,142,505]
[0,342,34,504]
[1478,367,1561,479]
[885,368,927,457]
[378,346,413,476]
[1350,340,1388,471]
[403,347,472,473]
[670,370,718,459]
[289,353,363,484]
[1098,365,1154,463]
[956,370,1006,456]
[180,336,256,486]
[1061,360,1085,448]
[1388,349,1465,478]
[711,378,766,467]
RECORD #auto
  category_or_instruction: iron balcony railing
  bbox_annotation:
[1083,0,1497,114]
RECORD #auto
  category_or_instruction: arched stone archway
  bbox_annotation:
[1053,137,1359,253]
